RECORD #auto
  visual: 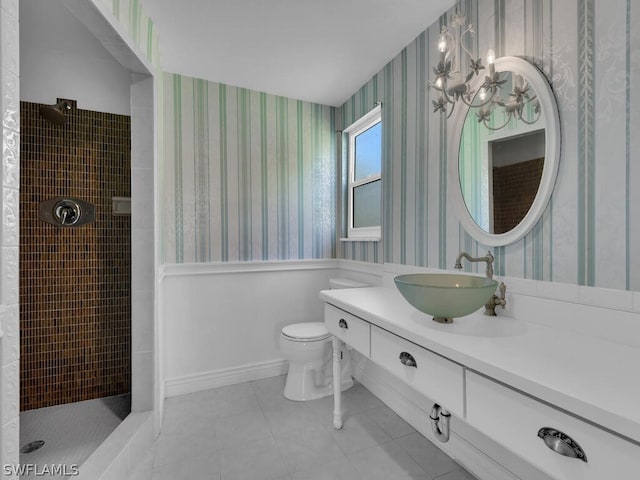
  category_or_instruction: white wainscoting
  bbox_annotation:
[161,260,343,396]
[161,259,383,397]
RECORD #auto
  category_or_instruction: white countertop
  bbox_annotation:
[320,286,640,444]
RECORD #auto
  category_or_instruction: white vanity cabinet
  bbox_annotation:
[466,372,637,480]
[370,326,464,417]
[324,304,370,357]
[325,304,464,417]
[321,286,640,480]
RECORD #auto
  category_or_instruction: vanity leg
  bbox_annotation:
[332,336,343,429]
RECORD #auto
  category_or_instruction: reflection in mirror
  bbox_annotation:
[491,130,544,233]
[459,69,546,235]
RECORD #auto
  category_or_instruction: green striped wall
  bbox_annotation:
[96,0,161,68]
[106,0,639,290]
[162,73,336,263]
[338,0,640,291]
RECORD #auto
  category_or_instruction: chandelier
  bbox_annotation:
[430,9,541,130]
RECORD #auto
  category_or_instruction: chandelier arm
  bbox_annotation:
[517,110,542,125]
[482,114,513,131]
[457,95,477,107]
[456,89,498,109]
[459,25,475,62]
[431,83,456,106]
[472,92,498,109]
[441,89,456,106]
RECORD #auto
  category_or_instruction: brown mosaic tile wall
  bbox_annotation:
[492,157,544,234]
[19,99,131,411]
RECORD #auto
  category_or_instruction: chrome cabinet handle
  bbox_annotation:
[399,352,417,368]
[338,319,348,329]
[537,428,587,462]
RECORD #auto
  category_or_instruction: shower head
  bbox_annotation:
[39,100,72,125]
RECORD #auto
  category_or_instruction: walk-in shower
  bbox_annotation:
[19,98,132,471]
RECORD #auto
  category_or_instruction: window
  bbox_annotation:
[344,105,382,239]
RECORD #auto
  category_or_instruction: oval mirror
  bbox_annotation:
[448,56,560,246]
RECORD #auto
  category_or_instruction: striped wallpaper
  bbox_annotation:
[97,0,161,68]
[162,74,337,263]
[338,0,640,291]
[152,0,638,290]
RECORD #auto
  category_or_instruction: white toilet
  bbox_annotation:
[279,277,368,401]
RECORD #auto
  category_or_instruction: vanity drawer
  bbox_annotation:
[466,371,639,480]
[370,326,464,417]
[324,304,370,357]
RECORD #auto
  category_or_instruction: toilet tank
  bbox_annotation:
[329,277,369,289]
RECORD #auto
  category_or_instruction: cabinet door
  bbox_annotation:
[370,326,464,417]
[324,304,370,357]
[466,371,640,480]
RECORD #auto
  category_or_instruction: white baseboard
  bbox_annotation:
[351,355,529,480]
[164,359,289,398]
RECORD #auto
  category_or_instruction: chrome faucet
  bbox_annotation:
[454,251,506,316]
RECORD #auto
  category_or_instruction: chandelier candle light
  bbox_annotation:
[430,10,541,130]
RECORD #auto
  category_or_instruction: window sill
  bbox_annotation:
[339,237,381,242]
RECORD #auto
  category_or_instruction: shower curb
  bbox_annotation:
[76,411,154,480]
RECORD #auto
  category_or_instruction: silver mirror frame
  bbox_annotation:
[448,56,561,246]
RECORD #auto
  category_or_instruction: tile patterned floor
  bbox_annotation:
[147,376,476,480]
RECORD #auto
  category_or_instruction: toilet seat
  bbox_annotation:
[281,322,330,342]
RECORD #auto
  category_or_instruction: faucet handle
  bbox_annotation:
[498,282,507,308]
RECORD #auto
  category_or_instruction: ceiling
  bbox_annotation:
[140,0,454,107]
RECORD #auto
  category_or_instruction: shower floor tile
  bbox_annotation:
[19,394,130,479]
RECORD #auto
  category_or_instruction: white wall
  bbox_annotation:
[20,0,131,114]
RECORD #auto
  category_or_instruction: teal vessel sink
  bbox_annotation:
[394,274,498,323]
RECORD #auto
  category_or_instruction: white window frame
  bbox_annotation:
[343,105,382,240]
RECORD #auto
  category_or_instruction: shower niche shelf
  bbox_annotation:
[39,197,95,227]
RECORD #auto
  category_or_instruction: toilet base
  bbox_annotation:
[283,346,354,401]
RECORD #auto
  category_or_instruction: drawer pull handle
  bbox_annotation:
[537,427,587,462]
[399,352,417,368]
[338,319,348,329]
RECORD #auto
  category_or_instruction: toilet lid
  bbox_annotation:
[282,322,330,341]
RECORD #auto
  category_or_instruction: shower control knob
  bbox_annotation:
[38,197,95,228]
[338,319,348,329]
[54,200,81,226]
